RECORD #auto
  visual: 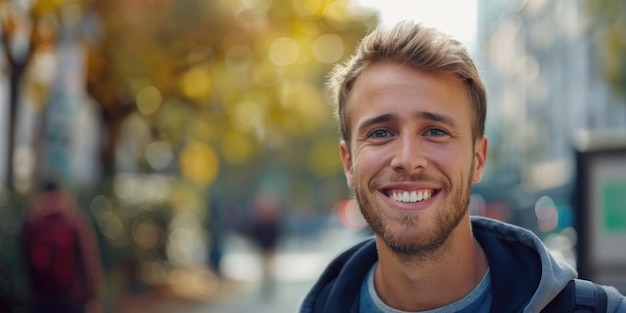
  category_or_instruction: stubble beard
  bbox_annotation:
[355,171,473,263]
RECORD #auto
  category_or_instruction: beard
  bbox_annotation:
[355,169,474,262]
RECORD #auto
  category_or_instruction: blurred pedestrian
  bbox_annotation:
[248,188,283,301]
[207,196,226,277]
[300,21,626,312]
[22,182,104,313]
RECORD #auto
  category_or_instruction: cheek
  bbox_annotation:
[429,146,472,178]
[428,146,456,166]
[352,149,388,182]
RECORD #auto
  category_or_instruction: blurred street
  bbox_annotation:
[1,1,626,312]
[115,227,369,313]
[116,279,313,313]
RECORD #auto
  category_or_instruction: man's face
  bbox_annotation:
[339,62,487,257]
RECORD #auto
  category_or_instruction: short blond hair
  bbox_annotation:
[329,21,486,143]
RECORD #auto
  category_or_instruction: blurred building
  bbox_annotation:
[474,0,626,215]
[478,0,626,182]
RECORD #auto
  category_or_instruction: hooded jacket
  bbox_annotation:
[300,216,626,313]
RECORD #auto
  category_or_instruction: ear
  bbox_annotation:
[472,136,488,183]
[339,140,355,189]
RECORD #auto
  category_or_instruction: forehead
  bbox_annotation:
[346,62,472,129]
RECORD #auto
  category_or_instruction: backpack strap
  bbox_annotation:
[573,279,607,313]
[542,279,608,312]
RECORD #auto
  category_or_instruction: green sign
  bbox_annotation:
[602,180,626,233]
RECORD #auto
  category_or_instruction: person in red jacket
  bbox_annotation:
[22,182,104,313]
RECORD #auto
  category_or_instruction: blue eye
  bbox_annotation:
[370,129,391,138]
[426,128,447,136]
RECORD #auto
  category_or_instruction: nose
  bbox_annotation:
[390,133,427,173]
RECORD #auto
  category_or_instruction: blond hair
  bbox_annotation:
[329,21,486,143]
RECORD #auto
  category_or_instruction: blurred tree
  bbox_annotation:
[85,0,376,190]
[0,0,69,191]
[81,4,377,287]
[586,0,626,99]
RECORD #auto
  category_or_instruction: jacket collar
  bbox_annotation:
[301,217,574,313]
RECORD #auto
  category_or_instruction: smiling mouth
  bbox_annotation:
[385,189,435,203]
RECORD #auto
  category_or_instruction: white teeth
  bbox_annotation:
[390,190,432,203]
[402,192,410,202]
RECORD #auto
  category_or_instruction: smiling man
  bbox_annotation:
[300,21,626,313]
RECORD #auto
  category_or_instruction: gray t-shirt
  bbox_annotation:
[359,263,492,313]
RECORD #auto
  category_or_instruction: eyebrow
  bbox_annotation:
[416,111,457,128]
[356,113,397,135]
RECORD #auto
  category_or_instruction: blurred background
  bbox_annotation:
[0,0,625,312]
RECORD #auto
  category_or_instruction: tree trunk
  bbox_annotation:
[5,64,26,192]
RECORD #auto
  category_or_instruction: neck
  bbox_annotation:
[374,216,488,311]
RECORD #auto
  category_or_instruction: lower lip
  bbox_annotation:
[379,191,437,211]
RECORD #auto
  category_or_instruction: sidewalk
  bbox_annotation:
[115,277,245,313]
[114,274,312,313]
[114,228,367,313]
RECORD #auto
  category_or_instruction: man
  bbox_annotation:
[300,21,626,312]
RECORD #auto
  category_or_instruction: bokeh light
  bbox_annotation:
[269,37,299,66]
[179,141,219,187]
[180,64,213,101]
[335,198,368,230]
[100,211,128,248]
[136,86,162,116]
[132,218,163,250]
[166,212,206,266]
[312,34,344,64]
[145,141,174,171]
[112,173,172,206]
[535,195,559,232]
[89,194,113,222]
